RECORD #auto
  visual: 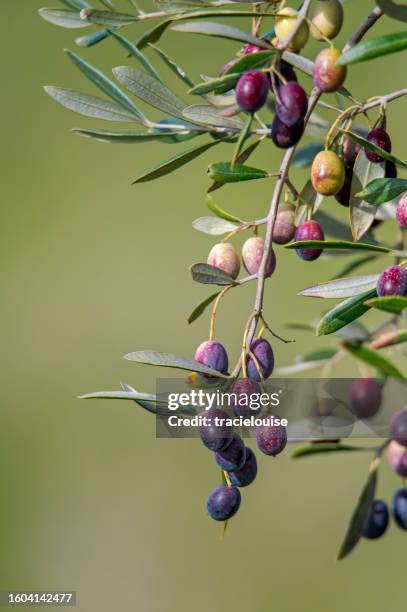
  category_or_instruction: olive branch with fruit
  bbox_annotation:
[40,0,407,558]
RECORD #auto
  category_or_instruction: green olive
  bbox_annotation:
[311,150,345,196]
[275,7,309,52]
[310,0,344,41]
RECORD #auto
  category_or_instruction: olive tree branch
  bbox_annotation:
[231,5,386,379]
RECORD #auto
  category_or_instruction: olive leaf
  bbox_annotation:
[299,274,379,299]
[285,241,395,254]
[349,150,386,241]
[192,216,239,235]
[355,178,407,205]
[364,295,407,314]
[79,9,138,26]
[337,31,407,65]
[136,18,174,49]
[343,342,404,379]
[66,50,146,122]
[124,350,230,377]
[148,44,194,87]
[73,128,187,143]
[337,462,378,560]
[113,66,186,119]
[109,31,162,82]
[189,263,238,286]
[316,289,377,336]
[171,20,271,47]
[187,291,221,324]
[292,443,367,459]
[38,8,91,28]
[44,87,141,122]
[208,162,268,183]
[376,0,407,22]
[206,194,242,223]
[133,139,223,183]
[182,105,244,130]
[189,74,241,96]
[342,129,407,168]
[75,30,110,47]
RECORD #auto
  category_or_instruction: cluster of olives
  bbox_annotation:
[197,387,286,522]
[219,1,349,150]
[365,409,407,539]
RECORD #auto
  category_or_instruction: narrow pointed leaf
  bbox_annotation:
[190,263,238,286]
[337,463,378,560]
[192,216,239,235]
[376,0,407,22]
[133,139,222,183]
[73,128,185,143]
[349,150,386,241]
[113,65,186,118]
[172,21,271,47]
[341,129,407,168]
[293,443,367,459]
[75,30,110,47]
[316,289,377,336]
[208,140,261,192]
[299,274,379,299]
[208,162,268,183]
[224,50,275,75]
[136,18,173,49]
[189,73,241,96]
[187,291,220,324]
[148,44,194,87]
[66,50,146,121]
[109,31,161,81]
[285,241,394,254]
[343,342,404,378]
[120,382,174,415]
[80,8,138,26]
[355,178,407,205]
[337,31,407,65]
[183,105,244,130]
[206,194,241,223]
[44,87,139,122]
[124,350,230,377]
[151,118,200,143]
[364,295,407,314]
[38,8,91,28]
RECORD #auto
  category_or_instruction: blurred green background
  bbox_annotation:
[1,1,406,610]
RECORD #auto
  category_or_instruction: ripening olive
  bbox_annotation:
[275,7,309,52]
[310,0,344,41]
[311,150,345,196]
[294,220,325,261]
[272,203,296,245]
[387,440,407,477]
[207,242,240,279]
[376,265,407,297]
[390,409,407,447]
[235,71,269,112]
[396,193,407,229]
[241,236,276,277]
[365,128,392,163]
[313,47,347,92]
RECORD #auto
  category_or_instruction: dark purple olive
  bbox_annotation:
[376,265,407,297]
[236,71,269,112]
[365,128,392,163]
[294,220,324,261]
[270,116,304,149]
[207,484,241,521]
[276,82,308,127]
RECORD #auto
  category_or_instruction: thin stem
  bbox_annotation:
[209,285,233,340]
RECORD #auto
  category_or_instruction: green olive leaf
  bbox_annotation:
[343,342,404,379]
[337,31,407,65]
[337,462,378,560]
[299,274,379,299]
[38,8,91,28]
[189,263,238,286]
[208,162,268,183]
[187,291,221,324]
[192,216,239,235]
[124,350,230,377]
[292,443,367,459]
[364,295,407,314]
[316,289,377,336]
[355,178,407,205]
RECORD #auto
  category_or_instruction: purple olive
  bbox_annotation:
[294,220,324,261]
[246,337,274,382]
[235,71,269,112]
[276,82,308,127]
[271,116,304,149]
[396,193,407,229]
[349,378,382,419]
[195,340,228,380]
[365,128,392,163]
[231,378,261,418]
[376,265,407,297]
[256,419,287,456]
[387,440,407,477]
[390,409,407,447]
[207,484,241,521]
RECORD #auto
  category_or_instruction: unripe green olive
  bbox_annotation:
[275,7,309,52]
[313,47,347,92]
[207,242,240,279]
[310,0,344,41]
[311,150,345,196]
